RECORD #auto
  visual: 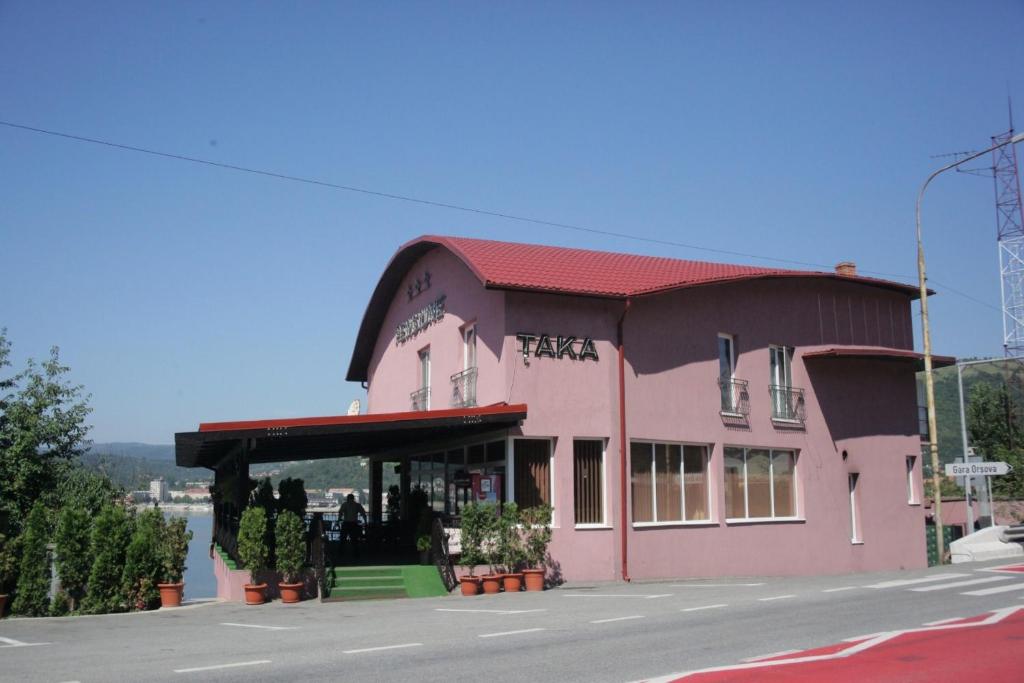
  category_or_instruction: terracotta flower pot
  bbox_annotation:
[502,573,524,593]
[157,582,184,608]
[244,582,268,605]
[523,568,545,592]
[460,577,482,596]
[481,574,502,594]
[279,581,304,604]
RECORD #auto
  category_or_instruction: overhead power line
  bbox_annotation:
[0,119,1000,312]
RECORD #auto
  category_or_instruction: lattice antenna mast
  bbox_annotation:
[996,100,1024,357]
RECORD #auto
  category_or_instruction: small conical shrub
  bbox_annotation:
[81,504,133,614]
[11,501,51,616]
[122,509,165,610]
[54,505,92,612]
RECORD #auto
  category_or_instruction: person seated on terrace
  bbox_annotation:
[339,493,367,559]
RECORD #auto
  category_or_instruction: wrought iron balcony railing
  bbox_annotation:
[770,384,806,422]
[410,386,431,411]
[717,377,750,416]
[450,366,478,408]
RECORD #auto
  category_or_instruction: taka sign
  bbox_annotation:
[516,332,599,362]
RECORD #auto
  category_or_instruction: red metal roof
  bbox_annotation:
[429,235,920,298]
[198,403,528,433]
[802,346,956,368]
[346,235,923,382]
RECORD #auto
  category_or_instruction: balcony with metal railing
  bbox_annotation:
[717,377,750,417]
[450,367,477,408]
[410,386,430,412]
[770,384,806,423]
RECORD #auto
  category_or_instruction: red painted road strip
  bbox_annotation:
[667,607,1024,682]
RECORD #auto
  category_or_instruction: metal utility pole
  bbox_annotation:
[917,130,1024,564]
[994,108,1024,358]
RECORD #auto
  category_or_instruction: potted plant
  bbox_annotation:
[157,516,193,608]
[497,502,524,592]
[237,507,270,605]
[476,503,502,594]
[457,503,486,596]
[520,504,552,592]
[275,510,306,604]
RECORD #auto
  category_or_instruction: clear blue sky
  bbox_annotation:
[2,1,1023,443]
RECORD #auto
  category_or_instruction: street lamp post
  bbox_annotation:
[917,131,1024,563]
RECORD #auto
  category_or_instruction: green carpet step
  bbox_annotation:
[329,566,403,579]
[328,585,408,601]
[400,565,448,598]
[337,576,405,588]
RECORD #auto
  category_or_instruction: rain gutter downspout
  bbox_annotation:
[618,298,632,582]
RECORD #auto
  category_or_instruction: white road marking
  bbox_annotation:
[842,631,888,642]
[911,576,1012,592]
[670,583,764,588]
[434,608,547,614]
[174,660,271,674]
[758,594,796,602]
[822,586,858,593]
[962,582,1024,597]
[865,573,968,589]
[563,593,671,599]
[923,616,965,626]
[743,649,800,662]
[681,603,728,612]
[478,628,546,638]
[343,642,423,654]
[590,615,645,624]
[220,622,299,630]
[0,636,50,648]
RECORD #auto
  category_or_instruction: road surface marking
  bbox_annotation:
[478,628,546,638]
[743,649,801,662]
[590,615,645,624]
[435,608,546,614]
[865,573,968,589]
[343,643,423,654]
[563,593,671,599]
[681,603,728,612]
[842,631,888,642]
[822,586,858,593]
[670,583,764,588]
[0,636,50,648]
[962,582,1024,596]
[220,622,299,630]
[923,616,965,626]
[174,660,271,674]
[911,576,1012,592]
[758,594,796,602]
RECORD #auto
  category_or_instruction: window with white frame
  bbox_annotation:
[849,472,862,542]
[630,442,710,523]
[723,447,797,520]
[906,455,918,504]
[463,324,477,370]
[513,438,551,510]
[769,346,800,420]
[573,439,605,525]
[718,334,737,413]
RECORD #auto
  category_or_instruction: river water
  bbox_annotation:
[163,510,216,599]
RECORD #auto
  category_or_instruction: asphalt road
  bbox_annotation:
[3,558,1024,682]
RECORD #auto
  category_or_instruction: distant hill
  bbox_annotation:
[89,442,175,461]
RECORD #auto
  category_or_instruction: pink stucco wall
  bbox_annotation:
[213,549,251,602]
[365,246,928,581]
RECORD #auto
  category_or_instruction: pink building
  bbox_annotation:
[341,235,954,581]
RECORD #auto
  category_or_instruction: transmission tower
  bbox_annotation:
[995,104,1024,357]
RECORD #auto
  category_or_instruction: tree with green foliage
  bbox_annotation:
[496,502,524,573]
[237,506,269,573]
[274,511,306,583]
[122,509,165,610]
[56,465,121,518]
[0,333,92,543]
[11,501,51,616]
[966,381,1024,498]
[250,477,276,518]
[277,478,308,518]
[160,517,192,584]
[459,502,497,576]
[53,505,92,612]
[82,504,134,614]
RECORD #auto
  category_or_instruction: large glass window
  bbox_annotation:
[514,439,551,509]
[573,440,604,525]
[630,442,709,523]
[723,447,797,520]
[718,334,736,412]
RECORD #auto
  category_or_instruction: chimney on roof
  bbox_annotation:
[835,261,857,277]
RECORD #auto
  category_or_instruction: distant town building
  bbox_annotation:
[149,478,169,503]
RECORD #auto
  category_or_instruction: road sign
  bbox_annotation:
[945,462,1012,477]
